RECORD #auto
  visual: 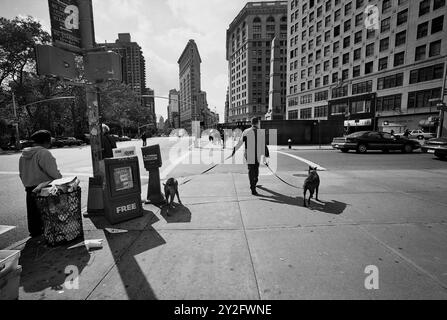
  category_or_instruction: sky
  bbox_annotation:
[0,0,276,121]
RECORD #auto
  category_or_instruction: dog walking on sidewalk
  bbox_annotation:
[164,178,182,216]
[303,166,320,207]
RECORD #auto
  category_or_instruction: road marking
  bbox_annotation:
[273,151,327,171]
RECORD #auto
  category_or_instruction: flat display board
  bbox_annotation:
[48,0,82,52]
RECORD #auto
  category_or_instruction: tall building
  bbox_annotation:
[99,33,146,97]
[287,0,447,133]
[265,37,285,120]
[226,1,288,123]
[224,87,230,123]
[167,89,180,129]
[143,88,156,129]
[178,40,207,132]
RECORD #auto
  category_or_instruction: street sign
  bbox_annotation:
[48,0,82,53]
[36,45,77,79]
[84,51,122,83]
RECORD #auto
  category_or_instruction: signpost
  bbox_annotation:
[48,0,82,53]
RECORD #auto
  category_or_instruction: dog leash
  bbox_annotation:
[265,164,300,190]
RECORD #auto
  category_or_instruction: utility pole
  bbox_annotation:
[79,0,102,178]
[11,92,21,149]
[437,59,447,138]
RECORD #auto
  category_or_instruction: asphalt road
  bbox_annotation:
[1,138,446,249]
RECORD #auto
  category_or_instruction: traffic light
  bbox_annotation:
[84,51,122,83]
[36,45,77,80]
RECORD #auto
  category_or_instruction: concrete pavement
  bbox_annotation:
[11,164,447,300]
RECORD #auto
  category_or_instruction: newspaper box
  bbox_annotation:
[141,145,164,205]
[103,156,143,224]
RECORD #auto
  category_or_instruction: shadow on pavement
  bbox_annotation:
[309,200,347,215]
[19,237,90,294]
[88,209,165,300]
[257,186,300,206]
[160,204,192,224]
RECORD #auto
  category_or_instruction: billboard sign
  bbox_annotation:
[48,0,82,52]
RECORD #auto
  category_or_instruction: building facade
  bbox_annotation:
[178,40,205,132]
[167,89,180,129]
[226,1,288,123]
[287,0,447,134]
[99,33,147,97]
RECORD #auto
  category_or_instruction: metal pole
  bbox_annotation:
[12,92,20,149]
[437,60,447,138]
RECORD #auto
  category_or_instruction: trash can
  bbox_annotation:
[35,188,84,247]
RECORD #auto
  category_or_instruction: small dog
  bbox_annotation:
[164,178,182,215]
[303,166,320,207]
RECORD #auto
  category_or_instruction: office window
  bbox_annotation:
[432,16,444,34]
[383,0,392,12]
[333,41,340,53]
[434,0,446,10]
[354,31,362,44]
[419,0,431,16]
[333,57,339,68]
[342,69,349,80]
[417,22,429,39]
[366,43,375,57]
[353,65,361,78]
[395,31,406,46]
[315,90,329,102]
[379,57,388,71]
[367,29,375,39]
[377,94,402,112]
[381,18,391,32]
[409,64,445,84]
[397,9,408,26]
[354,48,361,60]
[325,31,331,42]
[415,45,426,61]
[332,86,348,98]
[324,60,330,71]
[408,88,442,109]
[344,19,351,32]
[355,13,363,26]
[334,25,340,37]
[429,40,442,57]
[335,9,341,21]
[394,52,405,66]
[288,110,299,120]
[377,73,404,90]
[332,72,339,83]
[300,108,312,119]
[345,2,352,15]
[323,75,329,85]
[343,53,350,65]
[380,38,389,52]
[356,0,364,9]
[343,36,350,48]
[315,105,328,118]
[365,61,374,74]
[331,103,348,115]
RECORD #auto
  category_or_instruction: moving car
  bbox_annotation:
[332,131,421,154]
[395,130,435,140]
[421,137,447,160]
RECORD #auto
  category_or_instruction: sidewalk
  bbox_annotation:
[11,169,447,300]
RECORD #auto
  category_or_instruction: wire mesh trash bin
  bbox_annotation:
[35,188,84,246]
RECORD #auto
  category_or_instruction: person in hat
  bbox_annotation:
[101,124,117,159]
[231,117,270,196]
[19,130,62,238]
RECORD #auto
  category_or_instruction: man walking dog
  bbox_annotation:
[232,117,270,196]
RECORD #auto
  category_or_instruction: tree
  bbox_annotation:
[0,16,51,88]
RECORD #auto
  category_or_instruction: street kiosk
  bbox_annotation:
[142,145,164,205]
[103,156,143,224]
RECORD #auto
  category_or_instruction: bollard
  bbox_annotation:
[288,139,292,150]
[142,145,165,205]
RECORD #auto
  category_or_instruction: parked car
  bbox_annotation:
[19,140,34,149]
[421,137,447,160]
[52,137,83,148]
[332,131,421,154]
[395,130,435,140]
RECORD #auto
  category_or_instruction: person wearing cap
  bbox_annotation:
[231,117,270,196]
[19,130,62,238]
[101,124,117,159]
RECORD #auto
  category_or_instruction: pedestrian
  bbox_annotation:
[142,131,147,147]
[101,124,116,159]
[390,130,395,136]
[232,117,270,196]
[19,130,62,238]
[403,129,410,138]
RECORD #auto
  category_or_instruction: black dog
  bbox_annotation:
[303,166,320,207]
[164,178,182,215]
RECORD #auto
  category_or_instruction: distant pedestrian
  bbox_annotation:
[101,124,116,159]
[142,132,147,147]
[232,117,270,196]
[390,130,395,136]
[403,129,410,138]
[19,130,62,238]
